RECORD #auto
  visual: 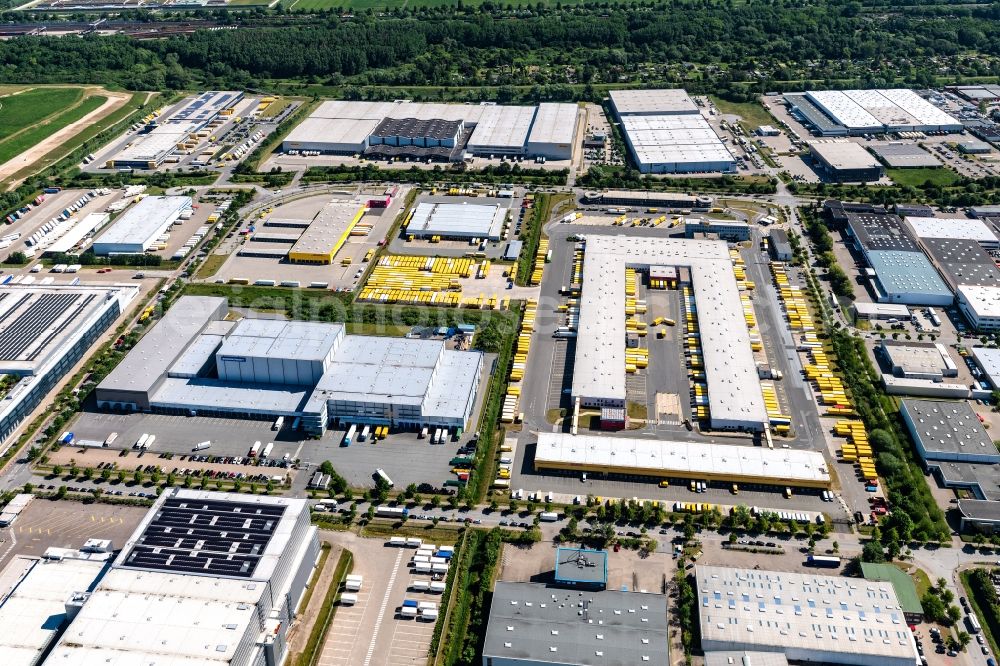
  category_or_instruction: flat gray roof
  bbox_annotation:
[847,212,921,252]
[482,581,668,666]
[610,88,699,115]
[959,498,1000,521]
[920,237,1000,288]
[881,341,951,376]
[527,103,579,147]
[900,399,996,456]
[809,140,882,170]
[99,296,226,396]
[704,652,789,666]
[867,250,952,300]
[972,346,1000,386]
[869,143,940,168]
[218,319,342,364]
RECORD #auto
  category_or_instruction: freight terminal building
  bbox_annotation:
[403,201,508,241]
[696,565,920,666]
[808,140,884,183]
[95,296,483,434]
[45,489,320,666]
[534,432,831,489]
[845,212,952,305]
[92,195,192,255]
[282,100,579,161]
[573,234,767,431]
[107,91,244,169]
[0,284,137,447]
[785,89,962,136]
[610,89,736,174]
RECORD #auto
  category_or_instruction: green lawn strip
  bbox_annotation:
[360,519,463,544]
[471,305,521,502]
[430,529,473,665]
[295,542,331,615]
[886,167,962,188]
[0,95,106,165]
[708,96,778,129]
[295,547,353,666]
[961,569,1000,659]
[0,87,83,137]
[515,192,571,286]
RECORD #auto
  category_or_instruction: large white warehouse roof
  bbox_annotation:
[806,89,961,133]
[621,114,735,172]
[535,432,831,486]
[905,216,999,244]
[93,195,191,254]
[696,565,919,666]
[573,234,767,429]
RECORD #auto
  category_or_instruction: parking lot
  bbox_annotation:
[317,531,439,666]
[0,499,146,569]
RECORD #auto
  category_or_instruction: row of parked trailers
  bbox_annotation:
[24,190,105,250]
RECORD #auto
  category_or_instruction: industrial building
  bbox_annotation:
[845,212,953,305]
[0,284,137,446]
[92,195,192,255]
[696,565,920,666]
[972,346,1000,388]
[46,489,320,666]
[859,563,924,625]
[957,285,1000,331]
[808,140,884,182]
[287,200,366,264]
[919,237,1000,292]
[107,91,244,169]
[609,89,735,174]
[769,229,793,261]
[786,89,961,136]
[880,341,957,380]
[534,432,830,488]
[949,85,1000,103]
[95,296,483,434]
[0,544,112,666]
[958,499,1000,533]
[553,548,608,590]
[684,218,751,241]
[282,100,579,161]
[900,399,1000,464]
[404,201,509,241]
[572,235,767,430]
[582,190,714,210]
[852,302,910,322]
[481,581,668,666]
[955,138,992,154]
[905,216,1000,248]
[525,103,580,160]
[869,142,940,168]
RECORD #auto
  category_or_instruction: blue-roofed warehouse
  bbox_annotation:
[554,547,608,590]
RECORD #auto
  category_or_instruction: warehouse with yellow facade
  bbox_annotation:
[287,201,367,264]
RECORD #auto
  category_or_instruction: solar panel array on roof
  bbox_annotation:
[122,497,286,578]
[169,91,243,125]
[0,292,93,362]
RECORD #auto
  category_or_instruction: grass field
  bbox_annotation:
[0,94,106,165]
[886,167,962,188]
[0,87,83,138]
[3,91,155,186]
[709,96,777,130]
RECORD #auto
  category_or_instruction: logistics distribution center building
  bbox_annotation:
[0,284,137,446]
[45,489,320,666]
[534,432,831,489]
[808,140,885,183]
[108,91,244,169]
[92,195,192,255]
[610,89,736,174]
[573,234,767,430]
[404,201,508,241]
[481,581,668,666]
[696,565,920,666]
[786,88,962,136]
[283,100,579,161]
[845,212,952,305]
[95,296,483,434]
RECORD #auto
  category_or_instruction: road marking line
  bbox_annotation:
[363,548,403,666]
